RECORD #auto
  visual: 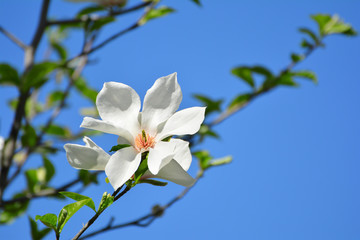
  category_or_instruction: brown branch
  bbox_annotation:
[0,0,51,203]
[47,2,151,26]
[79,173,203,240]
[72,185,132,240]
[0,26,27,49]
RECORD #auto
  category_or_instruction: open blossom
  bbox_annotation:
[64,73,205,189]
[66,0,127,6]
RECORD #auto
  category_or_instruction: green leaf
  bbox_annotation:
[292,70,318,84]
[311,14,357,37]
[35,213,58,232]
[299,27,321,44]
[194,150,212,170]
[51,42,67,61]
[74,77,98,103]
[56,209,67,232]
[89,17,115,31]
[46,91,65,108]
[77,5,105,18]
[198,124,219,142]
[109,144,131,152]
[29,216,52,240]
[140,6,175,25]
[138,179,168,186]
[43,156,55,183]
[231,67,255,88]
[57,199,91,232]
[193,94,223,115]
[190,0,202,6]
[0,64,20,86]
[43,124,71,138]
[59,192,96,213]
[291,53,304,63]
[134,156,148,184]
[23,62,58,91]
[277,73,298,87]
[98,192,114,212]
[21,125,37,148]
[0,193,30,224]
[300,39,313,49]
[25,169,39,193]
[228,93,251,109]
[209,156,233,167]
[79,169,98,186]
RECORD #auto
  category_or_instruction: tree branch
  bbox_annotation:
[0,26,27,50]
[47,1,151,26]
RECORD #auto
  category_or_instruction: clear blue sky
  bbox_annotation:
[0,0,359,239]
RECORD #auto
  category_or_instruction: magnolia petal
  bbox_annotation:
[156,107,206,140]
[81,117,135,145]
[96,82,140,135]
[147,141,176,175]
[64,137,110,170]
[141,73,182,135]
[171,139,192,171]
[105,147,141,190]
[155,160,196,187]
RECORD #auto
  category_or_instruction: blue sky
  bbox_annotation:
[0,0,359,239]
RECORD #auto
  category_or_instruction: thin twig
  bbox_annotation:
[0,26,27,49]
[72,185,132,240]
[0,0,51,202]
[47,2,151,26]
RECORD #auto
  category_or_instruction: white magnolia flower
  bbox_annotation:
[64,73,205,189]
[66,0,127,6]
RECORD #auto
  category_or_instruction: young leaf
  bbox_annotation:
[77,5,105,18]
[291,53,304,63]
[134,157,149,184]
[43,156,55,183]
[22,62,58,91]
[35,214,58,232]
[194,150,213,170]
[0,63,20,87]
[21,125,37,148]
[228,93,251,110]
[57,199,92,232]
[25,169,39,193]
[79,169,98,186]
[231,67,255,88]
[138,179,168,186]
[277,73,298,87]
[51,42,67,61]
[311,14,357,37]
[292,70,318,84]
[299,27,321,44]
[193,94,223,115]
[73,77,98,103]
[57,209,68,232]
[209,156,233,167]
[190,0,202,6]
[98,192,114,212]
[43,124,72,138]
[109,144,131,152]
[140,6,175,25]
[29,216,51,240]
[59,192,96,212]
[0,193,30,224]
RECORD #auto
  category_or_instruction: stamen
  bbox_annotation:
[135,130,155,152]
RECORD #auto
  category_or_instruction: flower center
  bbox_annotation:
[135,130,155,152]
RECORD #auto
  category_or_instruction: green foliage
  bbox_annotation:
[276,72,298,87]
[58,199,91,232]
[141,6,175,25]
[46,91,65,108]
[228,93,251,110]
[193,94,223,115]
[21,125,37,148]
[190,0,202,6]
[134,156,149,184]
[194,150,233,170]
[77,5,105,18]
[51,42,67,61]
[98,192,114,212]
[73,77,98,103]
[79,169,98,186]
[138,179,168,186]
[43,157,55,183]
[231,66,274,90]
[22,62,58,91]
[231,67,255,88]
[0,64,20,87]
[0,193,30,224]
[29,217,51,240]
[35,214,58,231]
[311,14,357,37]
[291,53,304,63]
[85,17,116,32]
[299,27,321,45]
[43,124,72,138]
[109,144,131,152]
[198,124,219,142]
[59,192,96,212]
[292,70,318,84]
